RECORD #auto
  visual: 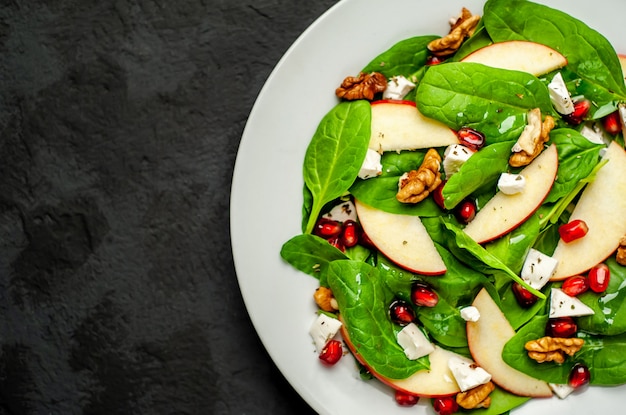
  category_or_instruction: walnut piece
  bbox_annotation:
[427,8,481,57]
[336,72,387,101]
[396,148,442,204]
[313,287,338,312]
[617,235,626,266]
[509,108,555,167]
[456,381,495,409]
[525,336,585,364]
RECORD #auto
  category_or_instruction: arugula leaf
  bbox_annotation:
[416,62,554,143]
[326,260,429,379]
[361,35,438,80]
[280,234,348,286]
[303,101,371,233]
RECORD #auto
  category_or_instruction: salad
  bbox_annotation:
[280,0,626,413]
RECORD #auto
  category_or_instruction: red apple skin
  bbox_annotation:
[371,99,416,107]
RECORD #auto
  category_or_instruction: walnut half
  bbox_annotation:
[617,235,626,266]
[427,8,481,57]
[456,381,495,409]
[396,148,442,204]
[509,108,555,167]
[525,336,584,364]
[336,72,387,101]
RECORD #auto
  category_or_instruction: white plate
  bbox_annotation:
[231,1,626,414]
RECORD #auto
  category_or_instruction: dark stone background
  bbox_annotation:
[0,1,338,413]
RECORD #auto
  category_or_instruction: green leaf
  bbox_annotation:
[361,36,438,80]
[303,101,371,233]
[416,62,554,143]
[280,234,348,286]
[326,260,429,379]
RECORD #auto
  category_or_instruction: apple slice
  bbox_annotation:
[467,288,552,397]
[550,141,626,280]
[340,324,462,397]
[619,54,626,85]
[354,199,446,275]
[369,100,458,153]
[463,144,558,244]
[461,40,567,76]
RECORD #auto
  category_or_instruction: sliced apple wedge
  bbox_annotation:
[461,40,567,76]
[369,100,458,153]
[551,141,626,280]
[619,54,626,84]
[463,145,558,244]
[354,199,446,275]
[467,288,552,398]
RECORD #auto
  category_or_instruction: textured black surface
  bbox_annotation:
[0,1,339,414]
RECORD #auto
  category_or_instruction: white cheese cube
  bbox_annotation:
[396,323,435,360]
[548,72,574,115]
[520,248,558,290]
[580,123,607,145]
[497,173,526,195]
[443,144,475,178]
[448,356,492,392]
[309,313,343,353]
[549,383,576,399]
[382,75,416,100]
[358,148,383,180]
[460,306,480,322]
[549,288,595,318]
[322,199,357,223]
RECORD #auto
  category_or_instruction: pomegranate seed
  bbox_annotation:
[558,219,589,243]
[457,127,485,151]
[561,275,589,297]
[602,110,622,134]
[432,396,459,415]
[319,339,343,365]
[433,180,447,210]
[546,317,578,338]
[426,55,445,66]
[340,220,360,248]
[588,263,610,293]
[568,363,590,389]
[511,282,538,308]
[314,218,342,239]
[389,299,416,326]
[563,99,591,125]
[394,390,419,406]
[411,282,439,307]
[327,236,345,252]
[359,231,375,249]
[455,199,476,224]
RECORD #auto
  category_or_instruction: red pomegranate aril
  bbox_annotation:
[426,55,445,66]
[455,199,476,224]
[558,219,589,243]
[602,110,622,135]
[359,231,376,249]
[319,339,343,365]
[433,180,447,210]
[546,317,578,338]
[432,396,459,415]
[568,363,591,389]
[411,282,439,307]
[394,390,419,406]
[314,218,342,239]
[563,99,591,125]
[512,282,538,308]
[561,275,589,297]
[340,220,360,248]
[457,127,485,151]
[588,263,610,293]
[327,236,345,252]
[389,299,416,326]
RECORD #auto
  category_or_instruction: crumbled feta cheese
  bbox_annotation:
[549,383,576,399]
[382,75,416,100]
[443,144,475,177]
[460,306,480,322]
[521,248,558,290]
[358,148,383,180]
[396,323,435,360]
[548,72,574,115]
[448,356,492,392]
[497,173,526,195]
[309,313,343,353]
[322,199,357,223]
[549,288,595,318]
[579,123,607,145]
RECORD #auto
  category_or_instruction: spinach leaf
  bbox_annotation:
[416,62,554,143]
[280,234,348,286]
[303,101,371,233]
[545,128,603,203]
[578,257,626,335]
[485,213,540,274]
[442,141,514,209]
[451,20,493,62]
[362,36,438,80]
[483,0,626,107]
[326,260,429,379]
